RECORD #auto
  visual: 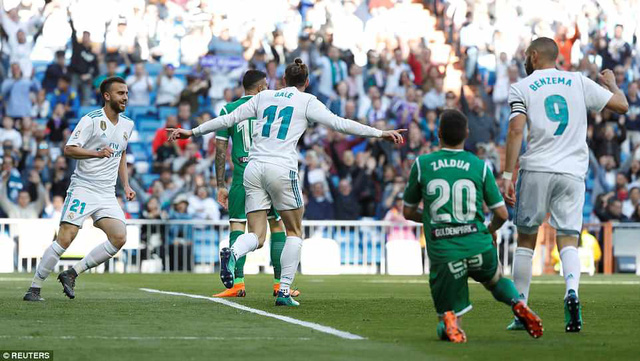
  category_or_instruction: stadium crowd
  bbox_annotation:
[0,0,639,229]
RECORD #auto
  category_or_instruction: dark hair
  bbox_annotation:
[55,50,65,58]
[60,74,71,83]
[284,58,308,87]
[242,70,266,90]
[527,37,559,62]
[439,109,468,146]
[99,76,126,99]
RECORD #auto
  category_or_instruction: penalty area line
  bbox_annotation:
[139,288,366,340]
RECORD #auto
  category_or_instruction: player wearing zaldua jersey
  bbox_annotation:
[168,58,405,307]
[502,38,628,333]
[403,109,543,343]
[23,76,137,302]
[211,70,292,298]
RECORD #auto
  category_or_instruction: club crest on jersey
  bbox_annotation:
[100,120,107,131]
[73,130,80,139]
[67,212,75,220]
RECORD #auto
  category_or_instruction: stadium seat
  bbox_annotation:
[300,237,340,275]
[129,106,158,120]
[385,239,423,275]
[141,173,160,188]
[158,106,177,120]
[146,62,163,76]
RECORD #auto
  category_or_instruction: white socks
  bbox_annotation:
[73,241,120,275]
[230,233,259,260]
[31,241,66,288]
[279,236,303,292]
[512,247,534,304]
[559,246,581,298]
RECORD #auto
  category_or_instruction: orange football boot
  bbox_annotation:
[442,311,467,343]
[273,284,300,297]
[213,283,246,297]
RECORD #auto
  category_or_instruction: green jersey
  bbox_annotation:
[215,96,255,184]
[403,149,505,264]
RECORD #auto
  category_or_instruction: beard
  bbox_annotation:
[525,57,534,75]
[108,100,125,114]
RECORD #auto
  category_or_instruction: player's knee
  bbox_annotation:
[109,232,127,249]
[56,225,79,248]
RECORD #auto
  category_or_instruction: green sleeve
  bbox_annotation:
[403,161,422,207]
[483,163,505,209]
[215,107,230,140]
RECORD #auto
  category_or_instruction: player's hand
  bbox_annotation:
[598,69,617,90]
[96,147,114,158]
[502,179,516,207]
[167,128,193,141]
[124,186,136,201]
[381,129,407,144]
[217,187,229,210]
[491,232,498,248]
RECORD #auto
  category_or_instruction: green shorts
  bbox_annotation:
[228,182,280,222]
[429,247,501,316]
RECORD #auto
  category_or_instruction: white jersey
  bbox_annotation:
[193,87,383,172]
[508,68,613,177]
[66,108,135,191]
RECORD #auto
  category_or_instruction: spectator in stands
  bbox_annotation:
[42,50,67,93]
[68,8,98,106]
[207,28,243,57]
[265,60,278,90]
[44,194,64,220]
[555,23,580,70]
[353,152,379,217]
[385,49,413,98]
[46,104,68,144]
[317,46,348,103]
[630,204,640,222]
[381,175,405,218]
[126,62,153,107]
[0,169,45,218]
[460,84,496,153]
[176,102,195,130]
[607,24,632,68]
[156,64,184,107]
[287,34,319,72]
[2,63,41,119]
[0,117,22,151]
[623,187,640,218]
[593,118,627,166]
[423,76,445,111]
[213,88,233,116]
[47,75,79,119]
[328,81,349,117]
[49,155,70,198]
[626,82,640,149]
[305,182,334,220]
[595,195,629,222]
[140,196,166,255]
[31,89,50,119]
[166,193,193,271]
[7,28,43,79]
[333,178,361,220]
[383,192,417,241]
[179,74,209,114]
[105,17,136,63]
[187,185,220,220]
[93,59,130,100]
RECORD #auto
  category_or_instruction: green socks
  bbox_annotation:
[490,277,521,305]
[229,231,246,280]
[270,232,287,281]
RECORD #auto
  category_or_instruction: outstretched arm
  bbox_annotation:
[306,98,405,143]
[169,96,259,140]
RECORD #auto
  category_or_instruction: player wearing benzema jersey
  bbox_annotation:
[212,70,298,298]
[503,37,628,332]
[169,58,404,306]
[23,77,136,302]
[402,109,543,343]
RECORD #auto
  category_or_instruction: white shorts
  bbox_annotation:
[243,161,303,214]
[514,170,584,236]
[60,186,126,227]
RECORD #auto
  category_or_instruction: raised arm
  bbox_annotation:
[594,70,628,114]
[306,97,405,143]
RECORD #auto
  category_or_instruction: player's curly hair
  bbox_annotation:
[284,58,308,87]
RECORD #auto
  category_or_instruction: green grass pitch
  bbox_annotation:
[1,273,638,360]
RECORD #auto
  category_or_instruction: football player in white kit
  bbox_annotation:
[169,59,405,306]
[23,77,136,301]
[502,38,628,331]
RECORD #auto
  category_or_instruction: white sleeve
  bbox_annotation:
[66,117,94,148]
[192,95,259,137]
[508,84,527,120]
[305,97,383,138]
[581,75,613,112]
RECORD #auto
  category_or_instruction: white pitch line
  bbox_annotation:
[140,288,366,340]
[0,335,311,341]
[363,279,640,285]
[0,278,32,282]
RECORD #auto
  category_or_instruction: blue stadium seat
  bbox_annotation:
[129,106,158,120]
[141,173,160,189]
[158,106,177,120]
[146,62,163,76]
[79,106,100,117]
[128,142,150,161]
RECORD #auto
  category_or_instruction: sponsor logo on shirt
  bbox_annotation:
[431,224,479,240]
[238,156,249,163]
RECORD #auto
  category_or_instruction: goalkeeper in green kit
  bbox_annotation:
[213,70,299,298]
[402,109,542,343]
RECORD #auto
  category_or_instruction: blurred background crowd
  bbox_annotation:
[0,0,639,227]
